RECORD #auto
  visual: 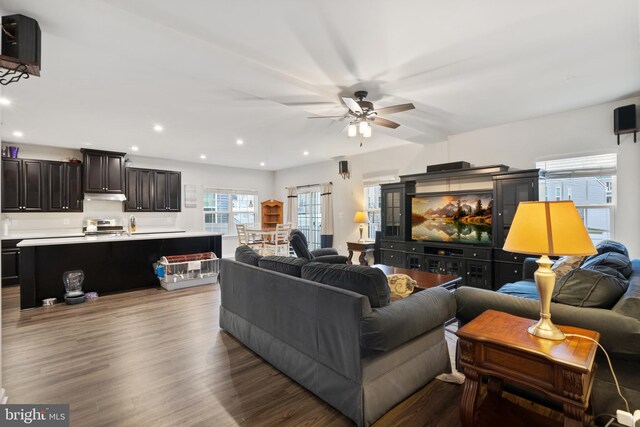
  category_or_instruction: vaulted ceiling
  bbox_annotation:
[1,0,639,169]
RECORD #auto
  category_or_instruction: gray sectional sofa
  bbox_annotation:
[456,241,640,419]
[220,246,456,426]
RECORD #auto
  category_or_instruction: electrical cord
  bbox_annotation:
[565,333,630,414]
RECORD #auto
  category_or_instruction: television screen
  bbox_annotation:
[411,192,493,245]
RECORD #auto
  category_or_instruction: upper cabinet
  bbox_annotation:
[261,200,283,229]
[153,170,181,212]
[380,182,413,241]
[1,158,45,212]
[125,168,154,212]
[45,161,83,212]
[124,168,181,212]
[81,149,125,193]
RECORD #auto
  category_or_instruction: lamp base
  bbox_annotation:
[527,317,565,340]
[530,255,566,341]
[358,224,364,243]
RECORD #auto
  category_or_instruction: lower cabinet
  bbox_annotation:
[381,249,404,268]
[465,260,492,290]
[2,239,20,286]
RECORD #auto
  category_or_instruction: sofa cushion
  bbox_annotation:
[612,259,640,321]
[581,252,633,280]
[552,269,627,309]
[552,256,585,282]
[302,262,390,308]
[591,239,629,258]
[497,281,540,300]
[235,245,262,266]
[258,256,308,278]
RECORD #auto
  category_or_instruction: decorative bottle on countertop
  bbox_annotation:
[129,215,136,233]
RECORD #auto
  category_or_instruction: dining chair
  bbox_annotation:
[236,224,264,253]
[263,223,291,256]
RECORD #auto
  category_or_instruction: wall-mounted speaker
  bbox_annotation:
[338,160,350,179]
[1,14,41,69]
[613,104,637,145]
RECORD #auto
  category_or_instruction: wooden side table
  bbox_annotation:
[456,310,599,427]
[346,241,375,265]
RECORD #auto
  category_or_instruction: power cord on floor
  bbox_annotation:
[565,333,630,414]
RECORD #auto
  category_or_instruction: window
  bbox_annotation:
[537,153,616,245]
[364,185,381,240]
[297,189,322,250]
[203,189,257,235]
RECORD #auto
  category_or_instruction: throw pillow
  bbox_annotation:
[581,252,633,281]
[387,274,417,301]
[551,256,585,282]
[591,240,629,258]
[552,269,627,309]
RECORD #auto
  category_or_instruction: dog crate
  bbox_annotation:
[156,252,219,291]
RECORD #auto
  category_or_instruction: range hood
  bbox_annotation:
[83,193,127,202]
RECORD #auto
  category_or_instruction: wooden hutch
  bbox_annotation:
[261,199,283,230]
[380,164,542,290]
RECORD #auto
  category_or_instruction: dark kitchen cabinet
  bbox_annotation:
[153,170,181,212]
[81,149,125,194]
[1,239,20,286]
[45,161,83,212]
[1,158,44,212]
[125,168,154,212]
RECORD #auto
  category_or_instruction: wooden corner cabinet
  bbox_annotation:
[261,199,283,229]
[81,149,126,194]
[379,164,541,291]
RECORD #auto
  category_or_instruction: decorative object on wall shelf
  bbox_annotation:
[614,104,637,145]
[339,160,350,179]
[184,184,197,208]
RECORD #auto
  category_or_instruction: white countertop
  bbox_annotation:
[2,231,85,241]
[16,231,223,247]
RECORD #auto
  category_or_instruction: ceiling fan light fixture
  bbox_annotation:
[348,124,357,137]
[359,121,369,134]
[363,126,372,138]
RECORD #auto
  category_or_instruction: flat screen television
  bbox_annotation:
[411,192,493,245]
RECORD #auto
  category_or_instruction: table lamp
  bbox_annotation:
[503,201,596,340]
[353,211,368,242]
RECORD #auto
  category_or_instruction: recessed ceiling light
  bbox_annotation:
[303,151,309,156]
[82,142,93,146]
[260,162,265,167]
[236,139,244,146]
[131,146,139,152]
[200,154,207,159]
[12,131,23,138]
[153,124,164,133]
[0,97,11,106]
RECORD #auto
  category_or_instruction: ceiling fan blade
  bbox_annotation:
[307,115,347,119]
[341,97,363,114]
[372,117,400,129]
[374,103,415,115]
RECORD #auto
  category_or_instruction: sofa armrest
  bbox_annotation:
[455,286,640,359]
[360,287,455,352]
[311,248,339,257]
[522,257,538,281]
[313,254,348,264]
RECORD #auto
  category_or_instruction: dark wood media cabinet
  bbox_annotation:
[380,164,542,290]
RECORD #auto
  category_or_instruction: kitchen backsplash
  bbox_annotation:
[2,199,179,233]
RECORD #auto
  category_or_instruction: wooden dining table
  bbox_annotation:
[245,228,277,244]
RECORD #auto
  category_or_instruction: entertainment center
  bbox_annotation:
[380,163,542,290]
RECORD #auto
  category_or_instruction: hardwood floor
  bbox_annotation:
[2,284,463,426]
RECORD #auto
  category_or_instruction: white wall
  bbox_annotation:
[1,144,276,257]
[275,96,640,257]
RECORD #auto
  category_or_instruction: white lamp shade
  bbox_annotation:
[347,124,357,137]
[362,125,372,138]
[359,121,369,134]
[503,201,596,256]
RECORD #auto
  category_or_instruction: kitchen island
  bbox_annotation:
[17,232,222,310]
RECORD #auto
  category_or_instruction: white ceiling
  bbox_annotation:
[1,0,639,170]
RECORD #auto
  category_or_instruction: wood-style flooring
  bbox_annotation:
[2,284,463,426]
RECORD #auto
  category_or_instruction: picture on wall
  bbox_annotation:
[411,192,493,245]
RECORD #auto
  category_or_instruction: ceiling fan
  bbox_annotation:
[308,90,415,138]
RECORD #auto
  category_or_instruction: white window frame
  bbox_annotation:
[364,184,382,240]
[203,188,259,236]
[297,187,322,250]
